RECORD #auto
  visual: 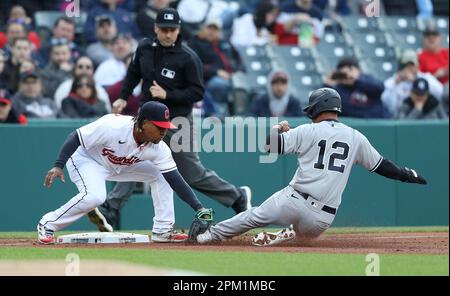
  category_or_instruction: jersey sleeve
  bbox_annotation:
[143,142,177,173]
[76,115,110,149]
[281,125,304,154]
[355,131,383,172]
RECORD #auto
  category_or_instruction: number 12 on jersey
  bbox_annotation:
[313,140,349,173]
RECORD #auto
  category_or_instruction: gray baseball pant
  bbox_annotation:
[209,186,336,240]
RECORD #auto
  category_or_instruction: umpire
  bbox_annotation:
[94,8,251,229]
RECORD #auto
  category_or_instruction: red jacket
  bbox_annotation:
[0,31,41,50]
[419,48,449,84]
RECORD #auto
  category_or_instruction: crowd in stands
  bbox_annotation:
[1,0,448,125]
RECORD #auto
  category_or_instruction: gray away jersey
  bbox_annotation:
[281,120,382,208]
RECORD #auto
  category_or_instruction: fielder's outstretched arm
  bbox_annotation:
[162,169,204,212]
[44,131,81,187]
[373,158,427,184]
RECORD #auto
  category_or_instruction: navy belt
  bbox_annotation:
[291,190,336,215]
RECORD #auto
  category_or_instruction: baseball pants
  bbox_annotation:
[39,150,175,233]
[103,112,243,219]
[209,186,336,240]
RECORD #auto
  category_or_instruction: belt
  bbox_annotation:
[291,190,336,215]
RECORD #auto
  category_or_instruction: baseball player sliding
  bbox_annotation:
[37,101,212,244]
[194,88,427,246]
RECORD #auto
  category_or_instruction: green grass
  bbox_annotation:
[0,247,447,275]
[1,226,447,275]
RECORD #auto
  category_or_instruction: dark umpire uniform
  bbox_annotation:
[92,8,251,229]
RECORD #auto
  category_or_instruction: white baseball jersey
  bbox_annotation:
[281,120,382,208]
[75,114,177,174]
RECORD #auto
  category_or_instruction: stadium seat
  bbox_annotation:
[387,31,423,52]
[361,59,397,81]
[34,11,64,30]
[314,44,355,74]
[355,44,396,61]
[290,74,323,105]
[379,16,419,32]
[339,16,381,33]
[320,31,347,46]
[346,31,389,48]
[235,45,269,62]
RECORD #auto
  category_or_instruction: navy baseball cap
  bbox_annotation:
[20,70,39,81]
[155,8,181,28]
[138,101,176,129]
[412,78,429,95]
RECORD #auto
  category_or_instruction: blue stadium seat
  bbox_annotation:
[361,59,397,82]
[339,16,381,33]
[355,44,396,61]
[387,31,423,52]
[34,11,64,30]
[379,16,419,32]
[347,31,389,48]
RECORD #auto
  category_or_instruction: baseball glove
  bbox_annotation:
[187,208,214,242]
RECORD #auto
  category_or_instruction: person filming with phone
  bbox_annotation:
[324,57,390,118]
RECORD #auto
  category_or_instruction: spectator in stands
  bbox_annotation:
[314,0,351,16]
[0,94,27,125]
[419,24,449,84]
[275,0,324,46]
[83,0,141,44]
[248,70,302,117]
[0,49,7,90]
[136,0,171,39]
[188,18,244,115]
[0,21,41,53]
[54,56,111,112]
[106,53,142,115]
[324,57,388,118]
[86,15,118,66]
[443,82,449,115]
[398,78,447,119]
[0,37,36,94]
[11,71,59,119]
[38,17,84,66]
[382,49,444,118]
[231,0,279,47]
[8,5,34,30]
[40,40,73,98]
[178,0,238,39]
[94,33,135,87]
[61,74,108,118]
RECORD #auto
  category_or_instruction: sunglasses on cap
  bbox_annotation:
[51,37,70,46]
[76,82,94,88]
[76,64,93,70]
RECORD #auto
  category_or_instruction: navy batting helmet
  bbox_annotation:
[303,88,342,119]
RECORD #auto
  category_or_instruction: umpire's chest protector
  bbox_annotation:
[138,39,192,92]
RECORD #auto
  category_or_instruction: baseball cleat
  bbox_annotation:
[196,230,213,244]
[87,208,114,232]
[152,229,188,243]
[252,226,296,247]
[37,224,55,245]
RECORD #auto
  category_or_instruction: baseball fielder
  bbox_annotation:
[37,101,212,244]
[195,88,427,246]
